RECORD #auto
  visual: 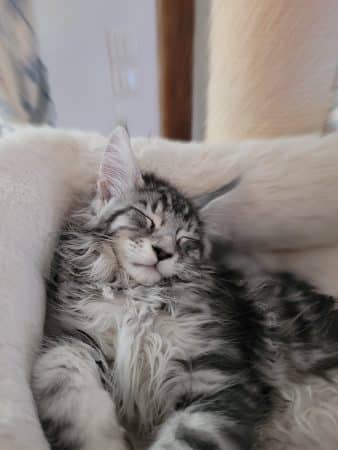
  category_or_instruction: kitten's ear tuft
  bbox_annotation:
[98,126,143,202]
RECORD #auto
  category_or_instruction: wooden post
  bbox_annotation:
[157,0,194,140]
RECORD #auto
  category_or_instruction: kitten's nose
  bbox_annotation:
[152,245,173,261]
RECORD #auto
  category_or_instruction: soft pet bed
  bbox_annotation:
[1,126,338,450]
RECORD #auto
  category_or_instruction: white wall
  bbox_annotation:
[33,0,159,136]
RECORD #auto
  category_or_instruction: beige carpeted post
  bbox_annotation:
[207,0,338,141]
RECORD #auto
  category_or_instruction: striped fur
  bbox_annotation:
[32,128,338,450]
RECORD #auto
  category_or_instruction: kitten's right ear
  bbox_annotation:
[98,126,143,202]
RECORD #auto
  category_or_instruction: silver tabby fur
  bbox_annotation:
[33,128,338,450]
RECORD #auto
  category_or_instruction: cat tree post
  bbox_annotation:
[206,0,338,141]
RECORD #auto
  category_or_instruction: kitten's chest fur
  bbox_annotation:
[58,278,212,430]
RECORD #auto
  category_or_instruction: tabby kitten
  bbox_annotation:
[33,127,338,450]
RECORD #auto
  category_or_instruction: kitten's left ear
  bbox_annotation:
[195,178,241,239]
[193,177,241,210]
[98,126,143,201]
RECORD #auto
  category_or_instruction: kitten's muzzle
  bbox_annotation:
[152,245,173,262]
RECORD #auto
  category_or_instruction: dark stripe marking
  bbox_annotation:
[176,426,220,450]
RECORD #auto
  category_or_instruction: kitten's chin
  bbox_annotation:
[127,263,162,286]
[157,258,177,279]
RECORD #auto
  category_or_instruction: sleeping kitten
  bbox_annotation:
[32,127,338,450]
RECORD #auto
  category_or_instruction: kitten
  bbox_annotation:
[32,127,338,450]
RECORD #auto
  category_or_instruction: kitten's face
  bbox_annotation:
[92,127,206,286]
[95,174,205,285]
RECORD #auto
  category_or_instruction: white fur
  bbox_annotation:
[2,126,338,448]
[259,373,338,450]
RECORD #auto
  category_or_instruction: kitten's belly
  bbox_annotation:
[97,297,202,430]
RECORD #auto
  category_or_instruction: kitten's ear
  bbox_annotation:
[195,178,241,239]
[98,126,143,201]
[193,177,241,210]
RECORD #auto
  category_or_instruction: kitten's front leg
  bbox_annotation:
[150,409,251,450]
[32,339,129,450]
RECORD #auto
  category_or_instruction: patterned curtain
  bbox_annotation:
[0,0,54,127]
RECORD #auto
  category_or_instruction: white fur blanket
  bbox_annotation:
[1,126,338,449]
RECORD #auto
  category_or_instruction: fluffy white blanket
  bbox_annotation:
[1,126,338,449]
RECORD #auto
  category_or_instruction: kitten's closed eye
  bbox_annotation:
[178,237,201,258]
[130,208,155,231]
